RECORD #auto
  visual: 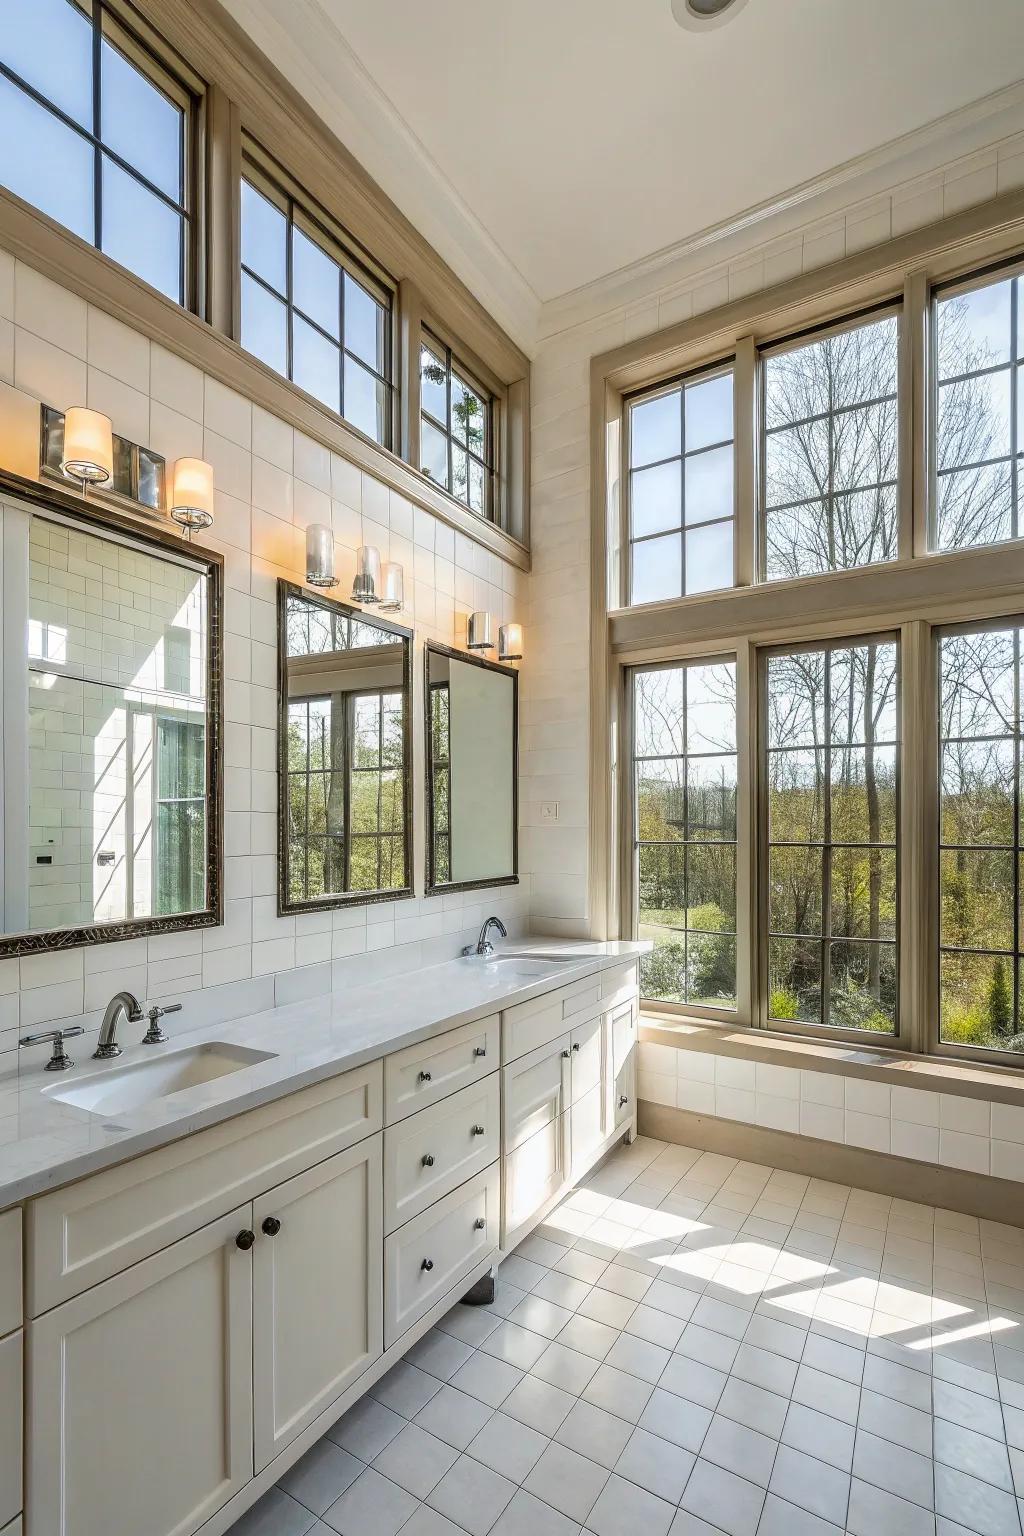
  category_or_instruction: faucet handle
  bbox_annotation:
[20,1025,85,1072]
[142,1002,182,1045]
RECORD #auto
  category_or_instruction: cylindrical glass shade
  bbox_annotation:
[352,544,381,603]
[61,407,113,485]
[170,458,215,532]
[468,611,494,650]
[498,622,523,661]
[378,561,404,612]
[305,522,338,588]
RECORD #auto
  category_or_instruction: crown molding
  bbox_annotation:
[218,0,543,354]
[538,80,1024,342]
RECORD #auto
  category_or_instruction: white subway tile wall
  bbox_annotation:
[637,1041,1024,1184]
[0,250,529,1077]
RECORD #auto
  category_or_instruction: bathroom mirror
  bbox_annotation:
[425,642,518,894]
[278,581,413,913]
[0,475,222,957]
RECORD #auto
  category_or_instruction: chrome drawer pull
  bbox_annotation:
[473,1046,487,1058]
[471,1124,485,1137]
[619,1094,629,1108]
[421,1258,434,1272]
[422,1154,435,1168]
[561,1048,570,1059]
[473,1218,486,1231]
[418,1070,432,1083]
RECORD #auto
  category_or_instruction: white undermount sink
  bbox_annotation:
[469,955,577,977]
[44,1042,276,1117]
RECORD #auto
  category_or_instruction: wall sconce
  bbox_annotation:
[351,544,381,604]
[305,522,339,588]
[468,611,494,651]
[499,622,523,662]
[377,562,404,613]
[60,407,113,494]
[170,457,215,539]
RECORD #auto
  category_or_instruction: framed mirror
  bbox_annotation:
[0,476,222,958]
[278,581,413,914]
[425,643,518,895]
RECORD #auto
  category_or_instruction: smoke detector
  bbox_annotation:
[671,0,751,29]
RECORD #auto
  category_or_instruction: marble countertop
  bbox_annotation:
[0,940,647,1207]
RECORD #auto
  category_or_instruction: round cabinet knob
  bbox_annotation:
[421,1258,434,1272]
[473,1046,487,1058]
[235,1230,256,1251]
[422,1154,435,1168]
[619,1094,629,1108]
[572,1042,581,1053]
[561,1049,571,1059]
[473,1217,486,1231]
[261,1216,281,1237]
[418,1070,432,1083]
[471,1124,485,1137]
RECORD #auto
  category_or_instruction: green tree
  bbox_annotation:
[986,957,1012,1038]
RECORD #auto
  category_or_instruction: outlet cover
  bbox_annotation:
[540,801,560,822]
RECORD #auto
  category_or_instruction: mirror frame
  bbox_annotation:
[423,641,519,898]
[0,467,224,959]
[276,580,415,916]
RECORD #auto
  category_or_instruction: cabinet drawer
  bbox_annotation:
[503,1035,569,1154]
[384,1163,498,1347]
[386,1016,499,1125]
[503,1111,569,1244]
[0,1210,21,1337]
[0,1331,21,1529]
[600,962,639,1010]
[385,1076,499,1234]
[28,1060,382,1315]
[570,1016,602,1105]
[502,975,603,1063]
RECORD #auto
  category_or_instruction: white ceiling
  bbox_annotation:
[225,0,1024,329]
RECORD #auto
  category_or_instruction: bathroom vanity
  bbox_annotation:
[0,941,642,1536]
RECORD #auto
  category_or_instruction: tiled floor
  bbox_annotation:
[229,1136,1024,1536]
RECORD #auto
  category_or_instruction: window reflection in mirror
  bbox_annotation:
[425,643,517,894]
[0,502,219,954]
[278,582,412,912]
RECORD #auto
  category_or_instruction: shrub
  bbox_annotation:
[769,986,801,1020]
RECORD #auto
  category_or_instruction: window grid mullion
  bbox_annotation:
[822,650,833,1029]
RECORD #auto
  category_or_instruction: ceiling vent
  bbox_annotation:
[671,0,751,29]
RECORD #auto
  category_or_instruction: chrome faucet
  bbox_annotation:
[463,916,508,958]
[94,990,144,1059]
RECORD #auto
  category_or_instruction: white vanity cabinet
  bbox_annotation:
[0,1207,22,1535]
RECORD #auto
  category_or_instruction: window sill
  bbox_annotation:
[639,1009,1024,1106]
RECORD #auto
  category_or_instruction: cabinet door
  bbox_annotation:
[502,1034,570,1153]
[27,1207,253,1536]
[252,1134,383,1471]
[608,1000,637,1131]
[0,1331,21,1529]
[503,1111,570,1245]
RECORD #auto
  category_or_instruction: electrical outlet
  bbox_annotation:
[540,801,559,822]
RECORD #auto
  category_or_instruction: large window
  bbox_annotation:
[627,366,735,605]
[0,0,192,303]
[420,334,494,519]
[241,149,393,448]
[939,623,1024,1056]
[632,660,738,1011]
[761,310,900,581]
[934,267,1023,551]
[764,637,899,1035]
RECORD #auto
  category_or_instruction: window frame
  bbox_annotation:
[240,138,398,452]
[419,325,498,523]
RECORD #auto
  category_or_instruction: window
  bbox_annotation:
[934,268,1023,551]
[627,366,735,605]
[761,311,899,581]
[241,148,394,447]
[420,334,493,518]
[632,660,738,1010]
[764,637,899,1035]
[938,622,1024,1056]
[0,0,192,303]
[429,682,451,884]
[155,716,206,916]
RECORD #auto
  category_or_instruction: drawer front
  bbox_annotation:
[502,975,603,1064]
[385,1076,499,1234]
[386,1015,499,1124]
[28,1060,383,1315]
[503,1111,570,1244]
[503,1036,569,1154]
[600,961,639,1010]
[0,1210,21,1338]
[571,1085,606,1178]
[384,1163,498,1347]
[0,1331,21,1529]
[570,1016,602,1105]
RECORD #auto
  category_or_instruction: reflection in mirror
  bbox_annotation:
[0,496,220,955]
[278,582,412,912]
[425,643,517,894]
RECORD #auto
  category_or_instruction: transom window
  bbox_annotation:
[934,267,1024,551]
[627,365,735,605]
[631,660,738,1011]
[420,334,493,519]
[240,148,393,448]
[764,636,900,1035]
[0,0,192,303]
[761,310,900,581]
